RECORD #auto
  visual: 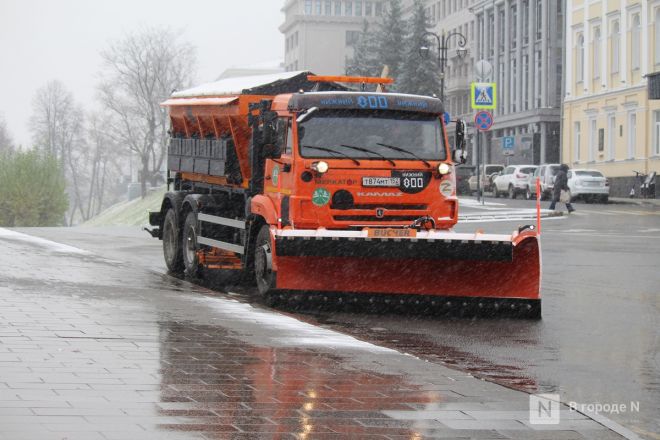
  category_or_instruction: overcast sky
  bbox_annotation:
[0,0,284,146]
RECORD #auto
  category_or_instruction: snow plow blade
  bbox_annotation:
[272,229,541,318]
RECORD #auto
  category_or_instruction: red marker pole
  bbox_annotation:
[536,177,541,235]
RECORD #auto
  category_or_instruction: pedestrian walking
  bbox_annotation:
[549,164,575,213]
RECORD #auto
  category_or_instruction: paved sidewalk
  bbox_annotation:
[609,197,660,206]
[0,228,629,440]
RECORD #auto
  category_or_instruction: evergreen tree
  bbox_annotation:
[346,20,380,78]
[398,0,441,96]
[0,151,68,227]
[375,0,407,88]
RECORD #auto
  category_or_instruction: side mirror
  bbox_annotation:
[452,119,467,164]
[452,149,468,164]
[455,119,466,150]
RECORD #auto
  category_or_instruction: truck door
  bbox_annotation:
[264,118,294,226]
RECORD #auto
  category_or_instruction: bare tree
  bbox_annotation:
[0,115,13,153]
[86,112,121,218]
[98,27,196,197]
[30,80,86,224]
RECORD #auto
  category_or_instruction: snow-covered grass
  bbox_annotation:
[82,186,166,227]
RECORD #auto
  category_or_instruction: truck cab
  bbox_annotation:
[262,91,460,232]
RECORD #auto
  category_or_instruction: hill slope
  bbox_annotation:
[83,186,166,227]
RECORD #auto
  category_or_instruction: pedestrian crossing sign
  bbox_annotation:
[471,82,496,109]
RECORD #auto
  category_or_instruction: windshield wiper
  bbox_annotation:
[302,145,361,165]
[339,144,396,166]
[376,143,431,168]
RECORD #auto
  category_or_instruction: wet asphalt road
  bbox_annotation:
[9,198,660,439]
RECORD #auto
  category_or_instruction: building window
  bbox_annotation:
[611,21,620,74]
[487,12,494,57]
[631,14,640,70]
[577,34,584,83]
[607,114,615,160]
[522,0,529,45]
[316,0,322,14]
[535,0,542,40]
[628,112,636,159]
[654,111,660,155]
[356,0,363,16]
[656,8,660,65]
[375,2,382,16]
[522,54,529,110]
[345,1,352,15]
[305,0,312,14]
[589,119,596,162]
[346,30,360,46]
[510,4,517,49]
[498,7,505,51]
[365,1,372,16]
[574,122,581,162]
[325,0,331,15]
[593,27,600,79]
[334,0,341,15]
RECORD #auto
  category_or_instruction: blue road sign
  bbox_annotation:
[474,110,493,132]
[502,136,515,156]
[443,112,451,125]
[471,82,497,109]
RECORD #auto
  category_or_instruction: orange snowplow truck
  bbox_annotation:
[148,72,541,317]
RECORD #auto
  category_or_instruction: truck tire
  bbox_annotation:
[163,208,184,274]
[254,225,276,296]
[182,211,201,278]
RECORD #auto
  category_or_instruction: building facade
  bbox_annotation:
[473,0,564,166]
[563,0,660,197]
[280,0,385,74]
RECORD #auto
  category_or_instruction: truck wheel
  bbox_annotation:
[509,185,516,199]
[182,211,202,278]
[163,208,184,274]
[254,225,276,296]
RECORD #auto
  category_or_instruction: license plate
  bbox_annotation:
[362,176,400,187]
[367,228,417,238]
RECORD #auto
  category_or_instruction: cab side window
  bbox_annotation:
[567,171,573,178]
[276,118,292,155]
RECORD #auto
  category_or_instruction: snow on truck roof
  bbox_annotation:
[171,71,307,98]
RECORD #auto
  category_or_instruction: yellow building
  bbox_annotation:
[563,0,660,197]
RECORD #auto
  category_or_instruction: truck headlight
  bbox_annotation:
[437,163,451,175]
[312,161,329,174]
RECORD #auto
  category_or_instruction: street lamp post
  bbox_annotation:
[419,31,468,105]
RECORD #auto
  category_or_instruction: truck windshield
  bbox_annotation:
[298,110,446,161]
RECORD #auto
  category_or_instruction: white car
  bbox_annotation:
[567,169,610,203]
[468,164,504,193]
[492,165,538,199]
[530,164,560,200]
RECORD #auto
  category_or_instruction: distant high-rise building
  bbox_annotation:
[562,0,660,197]
[280,0,385,74]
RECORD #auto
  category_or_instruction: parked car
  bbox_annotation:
[567,169,610,203]
[492,165,538,199]
[455,165,476,195]
[530,164,560,200]
[468,164,504,193]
